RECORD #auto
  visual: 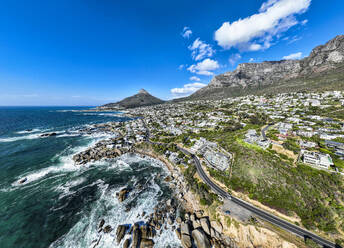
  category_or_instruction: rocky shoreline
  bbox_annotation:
[67,117,236,248]
[72,138,129,164]
[93,171,237,248]
[70,122,237,247]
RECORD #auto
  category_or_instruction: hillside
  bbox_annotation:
[100,89,165,109]
[188,35,344,100]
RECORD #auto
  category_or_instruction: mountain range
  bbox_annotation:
[101,89,164,109]
[187,35,344,100]
[102,35,344,109]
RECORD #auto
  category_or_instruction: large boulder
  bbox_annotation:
[116,225,127,243]
[103,225,112,233]
[123,239,131,248]
[139,238,154,248]
[192,228,211,248]
[180,221,191,235]
[140,225,154,239]
[184,212,190,220]
[200,218,210,235]
[175,228,181,240]
[195,210,204,219]
[181,234,192,248]
[210,221,223,234]
[192,219,201,229]
[118,188,130,202]
[132,228,141,248]
[140,225,148,239]
[98,219,105,229]
[190,213,196,222]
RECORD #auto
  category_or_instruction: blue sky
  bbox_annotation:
[0,0,343,106]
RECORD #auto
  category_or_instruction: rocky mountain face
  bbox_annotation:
[189,35,344,100]
[101,89,165,109]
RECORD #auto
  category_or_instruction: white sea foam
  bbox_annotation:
[55,110,85,112]
[49,162,180,248]
[82,113,123,117]
[56,133,81,138]
[16,128,46,134]
[12,140,95,187]
[0,133,42,143]
[12,131,121,187]
[0,130,65,143]
[54,177,87,200]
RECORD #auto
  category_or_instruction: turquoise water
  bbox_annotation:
[0,107,179,248]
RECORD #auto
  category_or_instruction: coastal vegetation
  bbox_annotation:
[183,163,219,207]
[170,124,344,240]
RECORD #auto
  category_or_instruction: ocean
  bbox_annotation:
[0,107,180,248]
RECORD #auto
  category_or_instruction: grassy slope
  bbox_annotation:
[177,125,344,242]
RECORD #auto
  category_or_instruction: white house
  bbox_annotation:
[301,149,334,169]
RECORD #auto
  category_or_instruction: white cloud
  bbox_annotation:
[249,58,255,62]
[181,27,192,38]
[171,82,207,98]
[187,58,220,76]
[288,35,302,44]
[188,38,215,61]
[229,53,242,65]
[214,0,311,50]
[178,64,185,70]
[259,0,279,12]
[190,76,201,81]
[301,19,308,25]
[248,43,262,51]
[282,52,302,60]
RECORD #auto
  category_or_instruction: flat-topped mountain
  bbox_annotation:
[188,35,344,100]
[101,89,164,109]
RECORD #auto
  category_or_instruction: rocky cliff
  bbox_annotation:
[189,35,344,100]
[101,89,165,109]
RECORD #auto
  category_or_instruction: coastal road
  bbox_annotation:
[143,122,339,248]
[261,123,274,140]
[188,150,339,248]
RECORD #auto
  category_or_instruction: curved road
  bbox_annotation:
[144,123,339,248]
[187,149,339,248]
[261,123,274,140]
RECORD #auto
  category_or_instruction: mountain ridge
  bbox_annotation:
[187,35,344,100]
[100,89,164,109]
[100,35,344,108]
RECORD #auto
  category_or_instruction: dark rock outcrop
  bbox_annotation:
[192,228,211,248]
[132,224,141,248]
[139,238,154,248]
[40,132,57,137]
[18,178,27,184]
[103,225,112,233]
[98,219,105,229]
[117,188,130,202]
[123,239,131,248]
[116,225,127,244]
